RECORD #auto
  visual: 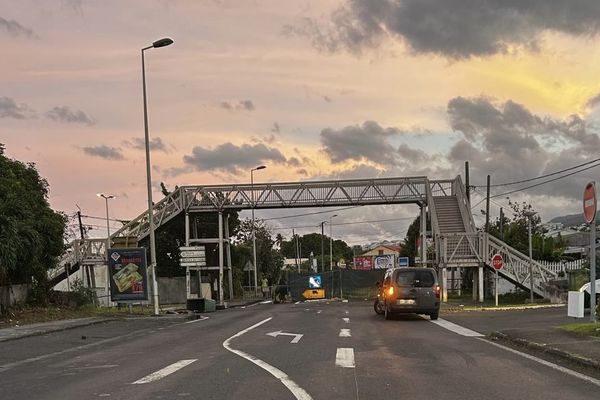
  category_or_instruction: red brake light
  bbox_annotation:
[387,286,394,296]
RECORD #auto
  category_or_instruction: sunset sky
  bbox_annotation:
[3,0,600,244]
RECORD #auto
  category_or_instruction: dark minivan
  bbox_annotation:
[379,267,440,320]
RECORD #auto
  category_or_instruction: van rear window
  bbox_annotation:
[396,270,435,287]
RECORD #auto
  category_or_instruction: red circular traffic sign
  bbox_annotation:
[491,253,503,271]
[583,182,597,224]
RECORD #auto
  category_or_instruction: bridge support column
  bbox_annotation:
[185,212,190,299]
[441,267,448,302]
[472,268,478,301]
[218,211,224,306]
[420,205,427,266]
[478,265,484,303]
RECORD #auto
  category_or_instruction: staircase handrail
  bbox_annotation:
[451,175,476,233]
[426,178,441,265]
[487,233,558,284]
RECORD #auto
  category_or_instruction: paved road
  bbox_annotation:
[1,302,599,399]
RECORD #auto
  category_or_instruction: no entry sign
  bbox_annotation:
[491,253,504,271]
[583,182,597,224]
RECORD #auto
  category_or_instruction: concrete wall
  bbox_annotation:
[158,277,186,305]
[0,284,30,311]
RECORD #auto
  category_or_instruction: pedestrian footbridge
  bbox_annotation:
[50,175,559,302]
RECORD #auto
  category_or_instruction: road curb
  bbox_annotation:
[0,318,116,343]
[490,331,600,372]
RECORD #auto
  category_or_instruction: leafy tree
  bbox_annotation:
[234,218,283,283]
[400,213,431,265]
[279,232,353,271]
[0,144,66,306]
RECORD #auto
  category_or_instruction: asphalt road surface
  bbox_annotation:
[1,301,599,400]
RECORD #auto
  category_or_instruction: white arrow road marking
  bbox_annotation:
[342,317,349,323]
[429,318,484,337]
[223,318,313,400]
[335,348,355,368]
[266,330,304,344]
[132,359,197,384]
[339,329,351,337]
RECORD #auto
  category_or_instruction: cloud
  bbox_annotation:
[586,92,600,108]
[321,120,415,166]
[286,0,600,59]
[0,96,35,119]
[124,137,170,153]
[81,145,124,160]
[182,142,287,174]
[0,17,38,39]
[447,96,600,200]
[219,99,255,111]
[46,106,95,125]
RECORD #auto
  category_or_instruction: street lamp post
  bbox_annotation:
[97,193,115,306]
[251,165,266,290]
[329,214,338,270]
[329,214,337,299]
[524,210,537,303]
[320,221,327,273]
[142,37,173,316]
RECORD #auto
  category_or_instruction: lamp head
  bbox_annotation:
[255,165,266,171]
[153,38,174,48]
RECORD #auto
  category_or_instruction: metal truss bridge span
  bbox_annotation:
[111,176,431,240]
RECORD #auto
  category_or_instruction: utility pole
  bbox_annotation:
[320,221,326,273]
[465,161,470,203]
[499,207,504,241]
[76,208,85,240]
[485,175,491,233]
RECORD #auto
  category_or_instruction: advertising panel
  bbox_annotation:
[107,247,149,301]
[374,254,394,269]
[308,275,322,288]
[353,256,373,270]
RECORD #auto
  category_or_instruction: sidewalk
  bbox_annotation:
[1,298,264,342]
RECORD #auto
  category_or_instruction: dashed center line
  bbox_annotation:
[335,348,355,368]
[339,329,351,337]
[342,317,349,323]
[132,359,197,384]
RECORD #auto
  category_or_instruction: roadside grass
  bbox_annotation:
[0,304,155,328]
[560,322,600,337]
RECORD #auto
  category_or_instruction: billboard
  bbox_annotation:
[354,256,373,270]
[308,275,322,288]
[374,255,394,269]
[107,247,149,301]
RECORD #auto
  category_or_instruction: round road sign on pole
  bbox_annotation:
[583,182,597,224]
[491,253,504,271]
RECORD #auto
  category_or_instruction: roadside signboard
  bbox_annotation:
[179,245,206,267]
[374,255,394,269]
[308,275,322,289]
[353,255,373,270]
[491,253,504,271]
[583,182,597,224]
[398,257,409,267]
[107,247,148,301]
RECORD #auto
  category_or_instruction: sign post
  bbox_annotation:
[583,182,597,322]
[491,253,504,307]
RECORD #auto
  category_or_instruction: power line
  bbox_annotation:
[491,161,600,198]
[260,206,361,221]
[473,158,600,188]
[270,216,416,231]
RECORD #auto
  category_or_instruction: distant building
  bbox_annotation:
[361,244,401,257]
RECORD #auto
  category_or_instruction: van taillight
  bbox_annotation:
[434,285,440,298]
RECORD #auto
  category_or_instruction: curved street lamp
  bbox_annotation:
[251,165,266,290]
[142,37,173,316]
[97,193,116,305]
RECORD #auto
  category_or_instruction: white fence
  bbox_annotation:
[537,259,585,274]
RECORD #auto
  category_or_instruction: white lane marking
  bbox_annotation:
[342,299,348,303]
[335,348,355,368]
[339,329,351,338]
[429,318,484,337]
[344,310,349,314]
[294,301,301,305]
[184,316,209,324]
[260,300,273,304]
[479,338,600,388]
[132,359,197,384]
[266,331,304,344]
[246,302,260,308]
[317,310,322,314]
[342,318,350,323]
[223,318,313,400]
